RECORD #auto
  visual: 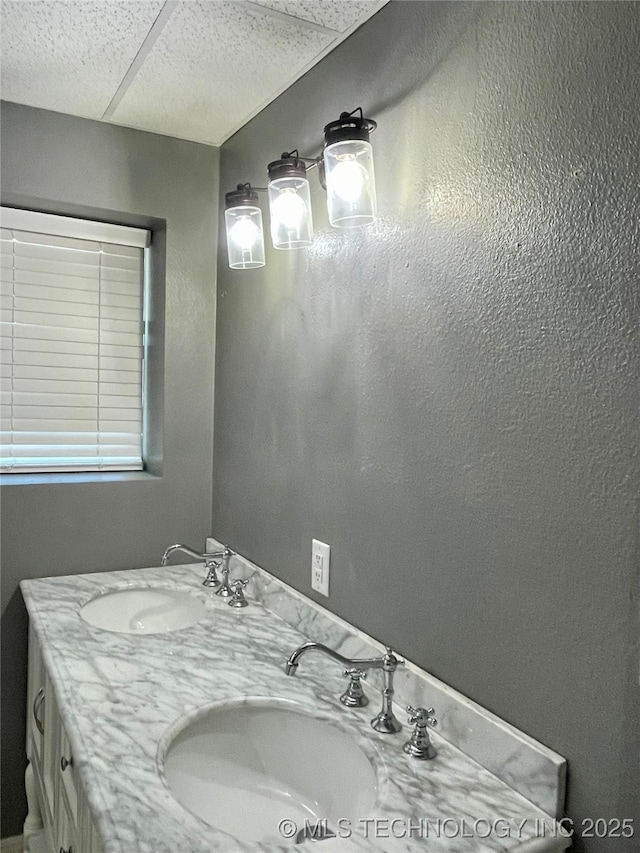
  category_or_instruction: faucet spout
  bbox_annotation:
[285,641,384,676]
[284,641,404,734]
[160,543,233,566]
[160,543,234,587]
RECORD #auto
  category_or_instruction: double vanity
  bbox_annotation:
[21,541,570,852]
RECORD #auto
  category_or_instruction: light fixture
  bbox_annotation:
[267,152,314,249]
[224,108,377,269]
[323,108,377,228]
[224,183,266,269]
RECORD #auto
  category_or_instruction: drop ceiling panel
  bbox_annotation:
[110,0,335,145]
[0,0,165,119]
[252,0,383,33]
[1,0,390,145]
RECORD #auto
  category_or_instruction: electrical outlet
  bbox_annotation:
[311,539,330,597]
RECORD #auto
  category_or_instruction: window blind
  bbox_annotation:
[0,208,150,473]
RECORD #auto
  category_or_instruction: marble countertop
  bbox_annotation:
[22,563,570,853]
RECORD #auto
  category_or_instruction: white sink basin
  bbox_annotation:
[80,587,207,634]
[162,700,378,843]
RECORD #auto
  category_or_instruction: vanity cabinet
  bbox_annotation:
[24,624,103,853]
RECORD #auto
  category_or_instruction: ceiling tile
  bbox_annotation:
[251,0,384,33]
[0,0,164,119]
[110,0,335,145]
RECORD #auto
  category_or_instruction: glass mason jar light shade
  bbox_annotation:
[324,139,376,228]
[224,204,265,269]
[268,172,313,250]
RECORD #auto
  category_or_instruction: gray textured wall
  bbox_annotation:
[0,103,219,838]
[213,3,639,849]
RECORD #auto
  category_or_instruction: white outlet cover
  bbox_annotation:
[311,539,330,597]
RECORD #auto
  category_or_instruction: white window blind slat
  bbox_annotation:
[100,330,141,348]
[99,355,141,372]
[100,305,139,323]
[14,418,100,432]
[99,268,141,285]
[15,268,99,291]
[100,318,140,335]
[15,405,96,420]
[8,431,98,445]
[99,384,140,398]
[14,378,98,395]
[100,422,140,434]
[15,338,98,357]
[11,444,107,459]
[100,279,141,298]
[15,311,99,331]
[0,208,147,473]
[12,324,97,345]
[14,297,100,318]
[101,291,141,308]
[100,369,141,379]
[100,344,141,359]
[14,283,100,305]
[13,360,99,381]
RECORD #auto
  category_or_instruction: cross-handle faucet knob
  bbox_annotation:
[403,706,437,760]
[340,668,369,708]
[228,578,249,608]
[407,705,437,727]
[202,558,222,588]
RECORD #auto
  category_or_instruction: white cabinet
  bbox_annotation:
[24,624,103,853]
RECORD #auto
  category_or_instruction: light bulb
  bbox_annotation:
[267,157,313,249]
[271,189,307,231]
[331,158,367,204]
[229,216,260,250]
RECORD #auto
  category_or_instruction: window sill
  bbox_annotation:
[0,470,161,486]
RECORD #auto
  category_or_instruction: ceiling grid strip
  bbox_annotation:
[244,2,342,35]
[102,0,180,121]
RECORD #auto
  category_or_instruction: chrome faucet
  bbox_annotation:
[285,642,405,733]
[403,705,437,760]
[160,543,234,588]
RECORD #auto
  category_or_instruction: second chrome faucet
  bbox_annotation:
[160,543,249,605]
[285,642,404,733]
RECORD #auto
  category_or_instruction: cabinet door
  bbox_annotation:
[27,622,104,853]
[56,784,77,853]
[41,671,60,822]
[26,624,45,768]
[58,722,78,826]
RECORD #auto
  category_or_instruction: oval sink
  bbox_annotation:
[162,700,378,843]
[80,587,207,634]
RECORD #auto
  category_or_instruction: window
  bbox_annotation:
[0,208,150,473]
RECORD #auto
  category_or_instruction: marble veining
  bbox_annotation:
[22,558,569,853]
